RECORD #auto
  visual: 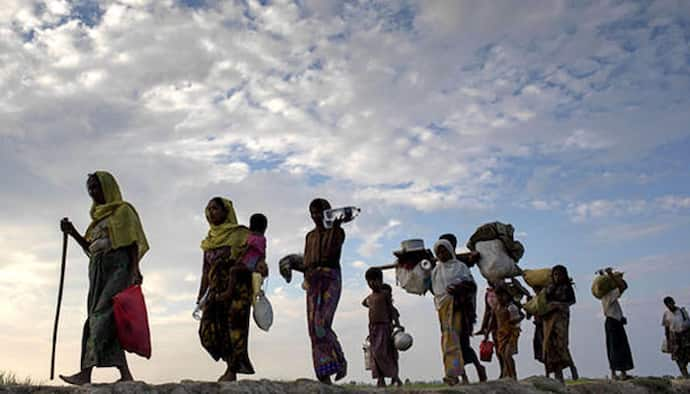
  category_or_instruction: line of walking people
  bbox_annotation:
[56,171,690,386]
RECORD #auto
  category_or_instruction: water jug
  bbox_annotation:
[323,206,360,228]
[193,288,210,320]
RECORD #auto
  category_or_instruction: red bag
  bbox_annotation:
[479,339,494,362]
[113,285,152,359]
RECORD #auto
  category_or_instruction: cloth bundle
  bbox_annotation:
[522,268,552,289]
[467,222,524,262]
[591,271,624,300]
[474,240,521,283]
[523,290,554,317]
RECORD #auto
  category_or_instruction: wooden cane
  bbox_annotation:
[50,231,68,380]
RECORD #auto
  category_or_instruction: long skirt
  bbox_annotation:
[369,322,398,379]
[542,309,574,373]
[669,329,690,364]
[605,317,634,371]
[306,267,347,379]
[200,264,254,374]
[437,297,465,378]
[81,248,130,369]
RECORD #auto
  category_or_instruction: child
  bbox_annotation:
[492,285,523,380]
[242,213,268,274]
[362,268,402,387]
[240,213,269,302]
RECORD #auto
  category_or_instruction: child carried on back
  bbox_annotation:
[362,268,403,388]
[240,214,269,301]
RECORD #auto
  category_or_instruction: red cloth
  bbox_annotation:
[113,285,152,358]
[480,339,494,362]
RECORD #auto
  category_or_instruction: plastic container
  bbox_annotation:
[193,288,210,321]
[323,206,361,228]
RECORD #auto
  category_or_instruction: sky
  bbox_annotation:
[1,0,690,385]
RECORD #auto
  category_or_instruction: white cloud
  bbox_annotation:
[1,0,690,384]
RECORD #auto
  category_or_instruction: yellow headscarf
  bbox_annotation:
[86,171,150,261]
[200,198,249,260]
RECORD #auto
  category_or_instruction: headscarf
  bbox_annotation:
[86,171,150,261]
[200,198,249,261]
[432,239,474,309]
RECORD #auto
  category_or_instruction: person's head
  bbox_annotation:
[309,198,331,228]
[495,285,512,306]
[439,233,458,250]
[365,267,384,292]
[664,296,676,311]
[250,213,268,234]
[87,173,106,205]
[206,197,229,226]
[552,265,573,286]
[433,239,455,263]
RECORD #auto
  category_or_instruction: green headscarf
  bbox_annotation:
[200,198,249,261]
[86,171,150,261]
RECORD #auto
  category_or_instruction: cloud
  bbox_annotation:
[1,0,690,384]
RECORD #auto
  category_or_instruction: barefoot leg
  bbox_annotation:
[59,367,93,386]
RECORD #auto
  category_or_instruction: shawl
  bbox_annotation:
[200,198,249,261]
[86,171,149,261]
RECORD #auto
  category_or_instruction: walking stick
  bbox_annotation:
[50,230,68,380]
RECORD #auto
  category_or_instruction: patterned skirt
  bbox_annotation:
[199,263,254,374]
[437,297,465,378]
[306,267,347,379]
[542,309,574,372]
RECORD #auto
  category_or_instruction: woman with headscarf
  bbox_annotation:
[59,171,149,385]
[542,265,578,383]
[431,239,475,386]
[197,197,254,381]
[301,198,348,384]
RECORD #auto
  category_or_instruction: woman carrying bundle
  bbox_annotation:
[59,171,149,385]
[431,239,476,385]
[542,265,578,382]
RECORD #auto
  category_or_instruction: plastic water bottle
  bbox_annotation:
[192,289,210,320]
[323,206,361,228]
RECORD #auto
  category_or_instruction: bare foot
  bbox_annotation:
[218,369,236,382]
[117,367,133,382]
[477,365,488,382]
[392,377,403,387]
[318,375,332,385]
[59,371,91,386]
[443,376,459,386]
[335,366,347,382]
[376,378,386,387]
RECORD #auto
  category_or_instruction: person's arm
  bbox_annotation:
[197,255,209,303]
[256,257,269,277]
[476,296,492,335]
[128,243,143,284]
[362,297,369,308]
[392,305,401,327]
[60,218,90,255]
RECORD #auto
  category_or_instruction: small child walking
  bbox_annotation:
[491,285,523,379]
[362,267,403,387]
